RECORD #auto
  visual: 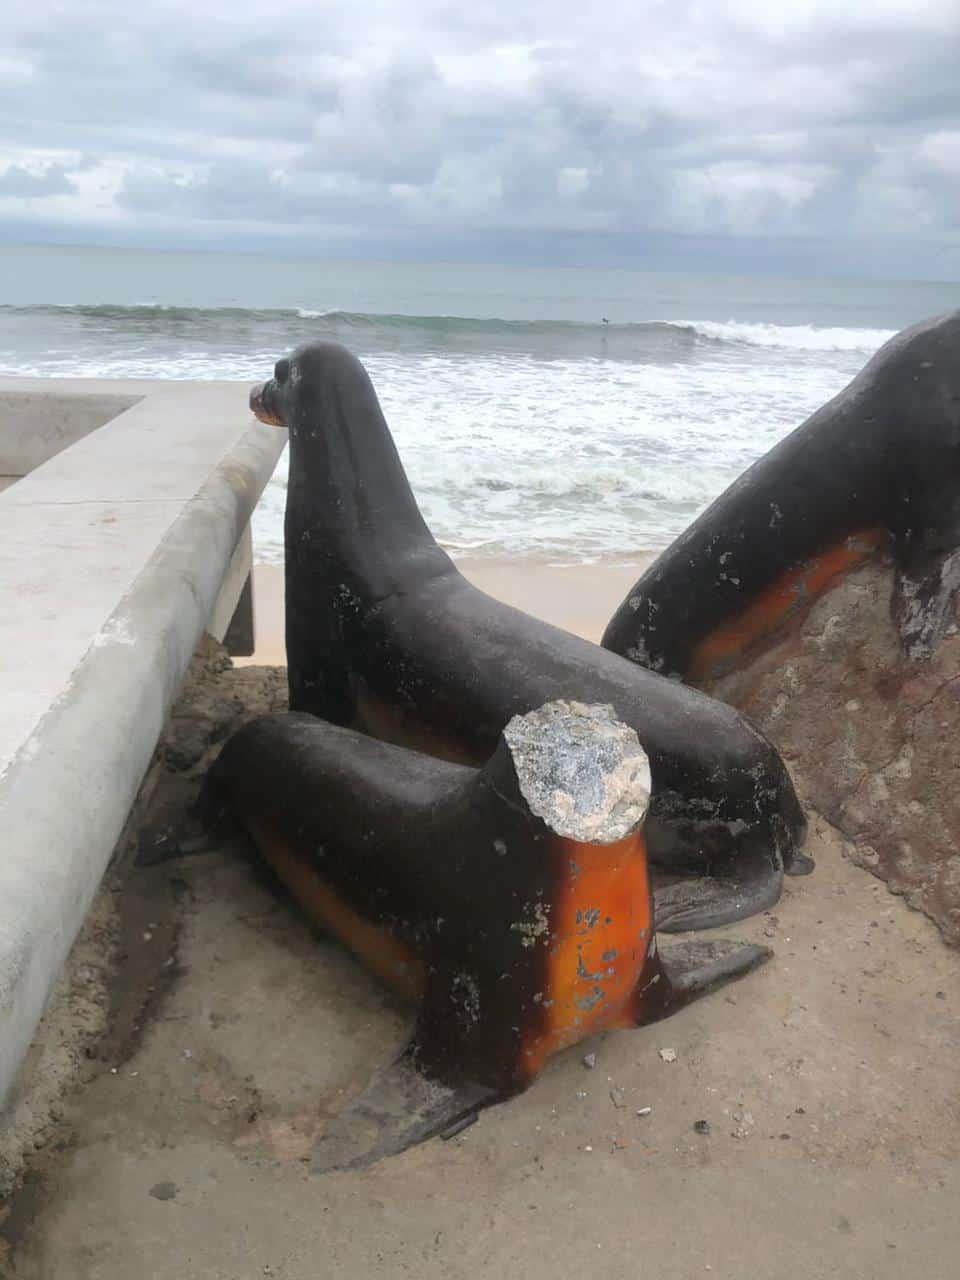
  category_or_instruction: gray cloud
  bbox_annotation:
[0,162,76,197]
[0,0,958,273]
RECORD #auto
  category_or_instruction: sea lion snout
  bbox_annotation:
[249,379,286,428]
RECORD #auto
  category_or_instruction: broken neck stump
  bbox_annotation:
[208,699,769,1170]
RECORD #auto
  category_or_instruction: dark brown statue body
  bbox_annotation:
[249,341,809,932]
[603,312,960,681]
[209,700,768,1171]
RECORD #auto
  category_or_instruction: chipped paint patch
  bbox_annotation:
[511,901,551,948]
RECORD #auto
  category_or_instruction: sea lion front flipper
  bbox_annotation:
[311,1048,496,1174]
[658,937,772,1001]
[893,545,960,660]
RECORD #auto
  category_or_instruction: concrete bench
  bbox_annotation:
[0,378,286,1105]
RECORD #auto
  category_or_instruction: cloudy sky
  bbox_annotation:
[1,0,959,276]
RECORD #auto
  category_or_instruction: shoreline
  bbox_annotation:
[236,553,657,666]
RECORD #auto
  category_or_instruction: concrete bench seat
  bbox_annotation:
[0,378,286,1105]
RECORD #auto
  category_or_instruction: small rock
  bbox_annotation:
[610,1087,625,1108]
[658,1048,677,1063]
[182,1049,192,1060]
[693,1120,711,1135]
[636,1106,652,1117]
[582,1053,597,1069]
[576,1089,588,1099]
[584,1145,593,1152]
[149,1181,177,1201]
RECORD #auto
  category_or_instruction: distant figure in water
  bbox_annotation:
[602,317,609,324]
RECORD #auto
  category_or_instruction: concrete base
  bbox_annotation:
[0,375,286,1109]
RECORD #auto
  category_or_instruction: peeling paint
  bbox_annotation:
[510,901,551,948]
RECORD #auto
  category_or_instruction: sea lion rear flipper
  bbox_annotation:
[311,1047,497,1174]
[652,841,784,933]
[658,937,772,1000]
[893,545,960,660]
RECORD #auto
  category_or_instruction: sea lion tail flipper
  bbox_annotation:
[311,1047,496,1175]
[893,545,960,660]
[658,937,771,1002]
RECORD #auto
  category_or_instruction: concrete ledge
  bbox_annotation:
[0,387,142,478]
[0,378,287,1105]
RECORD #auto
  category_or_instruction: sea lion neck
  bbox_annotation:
[284,342,450,593]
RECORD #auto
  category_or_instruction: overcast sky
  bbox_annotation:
[1,0,959,277]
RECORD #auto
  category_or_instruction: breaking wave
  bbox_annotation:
[0,302,893,359]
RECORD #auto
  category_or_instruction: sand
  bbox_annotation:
[3,559,960,1280]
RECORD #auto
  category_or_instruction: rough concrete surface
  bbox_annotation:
[707,559,960,948]
[503,700,651,842]
[3,645,960,1279]
[0,376,286,1111]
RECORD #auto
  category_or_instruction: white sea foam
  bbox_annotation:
[0,300,889,564]
[251,346,868,564]
[682,318,896,352]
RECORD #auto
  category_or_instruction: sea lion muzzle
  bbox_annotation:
[249,379,285,428]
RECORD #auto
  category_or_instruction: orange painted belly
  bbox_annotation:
[246,817,426,1004]
[688,528,884,682]
[521,830,656,1080]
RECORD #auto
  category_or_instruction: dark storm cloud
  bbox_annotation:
[0,0,958,273]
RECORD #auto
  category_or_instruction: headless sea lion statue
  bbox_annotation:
[603,311,960,944]
[208,700,769,1170]
[604,311,960,681]
[249,342,810,933]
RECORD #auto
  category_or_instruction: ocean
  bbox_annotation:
[2,244,957,564]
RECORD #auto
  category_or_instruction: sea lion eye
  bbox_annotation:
[274,358,291,385]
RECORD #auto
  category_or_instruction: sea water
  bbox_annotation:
[1,245,956,563]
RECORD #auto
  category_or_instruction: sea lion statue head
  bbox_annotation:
[249,341,374,433]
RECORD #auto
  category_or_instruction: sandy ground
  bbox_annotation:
[3,561,960,1279]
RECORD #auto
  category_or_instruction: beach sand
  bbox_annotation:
[236,554,657,666]
[6,552,960,1279]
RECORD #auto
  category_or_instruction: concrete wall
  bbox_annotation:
[0,377,287,1107]
[0,387,142,485]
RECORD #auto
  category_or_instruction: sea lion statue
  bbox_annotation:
[603,312,960,944]
[249,341,810,932]
[207,700,769,1171]
[603,311,960,681]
